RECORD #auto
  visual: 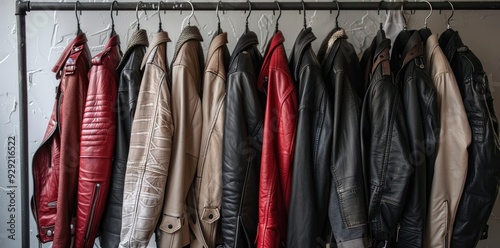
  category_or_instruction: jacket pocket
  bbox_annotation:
[160,214,182,234]
[201,207,220,224]
[84,183,101,246]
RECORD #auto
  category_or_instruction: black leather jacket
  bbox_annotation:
[220,31,264,248]
[439,30,500,248]
[318,27,370,248]
[391,30,439,248]
[100,29,148,248]
[360,31,413,247]
[286,28,333,248]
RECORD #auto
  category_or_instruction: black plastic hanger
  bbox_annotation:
[109,1,118,38]
[419,0,433,43]
[439,1,455,48]
[274,0,282,33]
[75,1,83,35]
[245,0,252,33]
[301,0,307,30]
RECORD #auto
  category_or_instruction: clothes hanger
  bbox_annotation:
[245,0,252,33]
[109,1,118,38]
[418,0,433,43]
[135,1,144,31]
[157,0,163,32]
[180,0,194,27]
[301,0,307,30]
[375,0,387,43]
[274,0,281,33]
[333,0,340,30]
[216,1,224,34]
[439,1,455,47]
[397,1,412,46]
[75,1,83,35]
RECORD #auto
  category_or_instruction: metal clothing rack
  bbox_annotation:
[13,1,500,247]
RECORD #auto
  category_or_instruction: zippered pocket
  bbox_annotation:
[84,183,101,247]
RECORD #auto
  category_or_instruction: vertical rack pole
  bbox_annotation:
[15,1,30,248]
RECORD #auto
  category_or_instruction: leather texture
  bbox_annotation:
[100,29,148,248]
[119,31,173,248]
[391,30,439,248]
[74,34,121,248]
[423,34,471,248]
[318,28,370,248]
[440,30,500,248]
[286,27,333,248]
[189,32,230,248]
[158,25,204,248]
[360,30,413,247]
[255,31,298,248]
[219,30,264,248]
[31,33,91,247]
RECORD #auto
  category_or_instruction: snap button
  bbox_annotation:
[47,230,53,236]
[208,214,214,219]
[70,224,73,229]
[168,224,173,229]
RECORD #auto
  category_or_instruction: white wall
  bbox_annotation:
[1,0,500,247]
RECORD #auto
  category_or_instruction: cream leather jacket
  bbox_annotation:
[158,26,204,248]
[189,32,230,248]
[120,31,174,248]
[424,34,471,248]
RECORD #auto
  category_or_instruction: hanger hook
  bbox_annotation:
[158,0,163,32]
[216,1,223,31]
[302,0,306,29]
[110,1,118,31]
[274,0,281,32]
[136,1,143,30]
[183,0,194,26]
[333,0,340,28]
[446,0,454,29]
[378,0,386,30]
[245,0,252,32]
[420,0,432,28]
[401,1,407,30]
[75,1,81,30]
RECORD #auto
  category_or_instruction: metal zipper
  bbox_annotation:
[84,183,101,247]
[396,222,401,242]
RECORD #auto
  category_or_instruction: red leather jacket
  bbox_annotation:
[256,31,298,248]
[74,34,121,248]
[31,33,91,247]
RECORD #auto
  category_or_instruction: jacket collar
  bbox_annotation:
[172,25,203,63]
[257,31,285,92]
[318,28,347,74]
[230,31,259,64]
[396,30,424,73]
[206,32,228,65]
[141,31,171,68]
[289,28,316,81]
[52,33,88,74]
[92,34,121,65]
[441,30,463,63]
[117,29,149,70]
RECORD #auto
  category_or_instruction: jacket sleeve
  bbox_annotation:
[220,54,263,248]
[363,78,413,242]
[287,64,333,248]
[158,51,203,248]
[329,69,369,248]
[120,60,174,247]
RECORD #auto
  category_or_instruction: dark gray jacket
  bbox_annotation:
[219,31,264,248]
[440,30,500,248]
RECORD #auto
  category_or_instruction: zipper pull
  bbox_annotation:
[396,223,401,243]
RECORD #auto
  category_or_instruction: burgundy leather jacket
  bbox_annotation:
[256,31,298,248]
[74,34,121,248]
[31,33,91,247]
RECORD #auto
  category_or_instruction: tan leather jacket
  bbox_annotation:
[424,34,471,248]
[120,31,174,248]
[188,32,230,248]
[158,26,204,248]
